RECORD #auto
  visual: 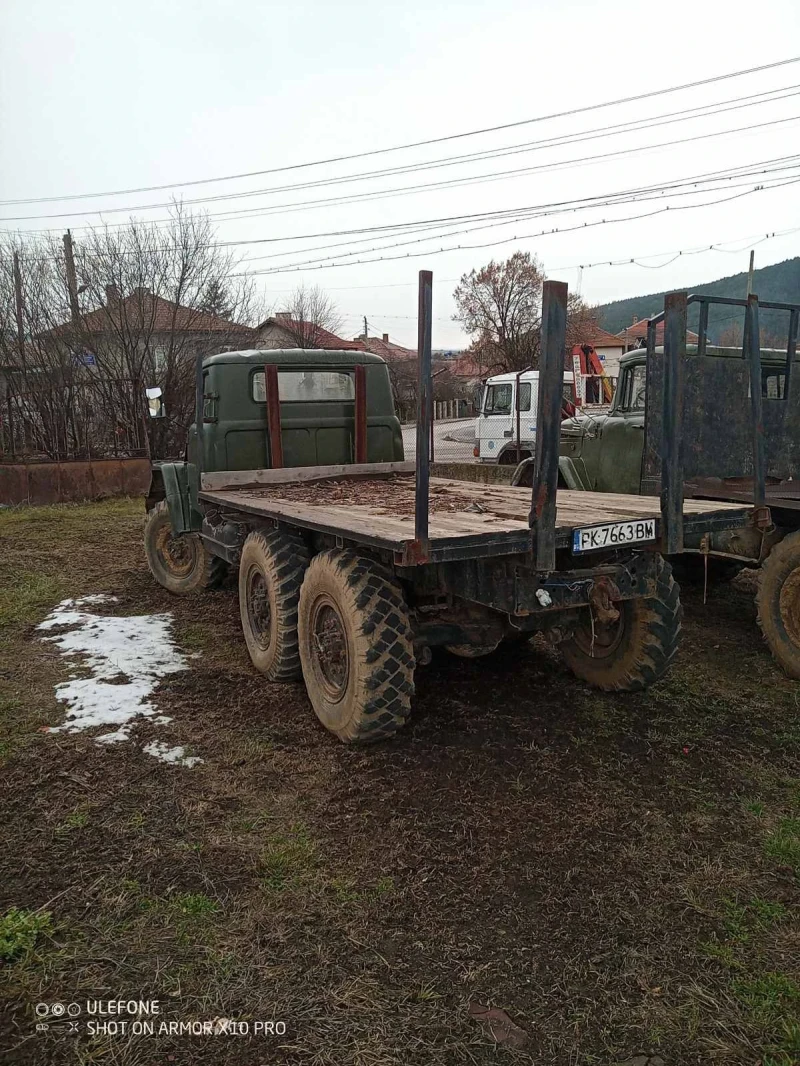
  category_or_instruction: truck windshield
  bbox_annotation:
[484,382,531,414]
[253,370,355,403]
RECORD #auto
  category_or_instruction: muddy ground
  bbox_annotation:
[0,499,798,1066]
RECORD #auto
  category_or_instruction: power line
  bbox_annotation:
[6,108,799,225]
[3,55,799,207]
[9,156,799,270]
[6,82,800,223]
[234,175,800,277]
[235,158,800,267]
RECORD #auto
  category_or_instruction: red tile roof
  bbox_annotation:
[577,324,626,349]
[355,335,416,361]
[258,317,365,351]
[618,318,699,346]
[55,289,255,336]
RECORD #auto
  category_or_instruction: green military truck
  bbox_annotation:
[142,277,755,744]
[512,290,800,678]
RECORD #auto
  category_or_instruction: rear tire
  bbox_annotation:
[144,500,227,595]
[560,554,681,691]
[239,529,309,681]
[756,531,800,679]
[298,550,415,743]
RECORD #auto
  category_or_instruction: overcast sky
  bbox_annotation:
[1,0,799,348]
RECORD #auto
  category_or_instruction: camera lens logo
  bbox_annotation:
[68,1003,81,1017]
[35,1004,49,1017]
[50,1003,65,1017]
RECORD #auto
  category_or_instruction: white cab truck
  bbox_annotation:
[474,370,575,464]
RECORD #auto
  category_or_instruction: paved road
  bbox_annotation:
[401,418,476,463]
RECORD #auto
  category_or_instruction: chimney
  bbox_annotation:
[382,333,389,343]
[275,311,292,323]
[105,284,121,307]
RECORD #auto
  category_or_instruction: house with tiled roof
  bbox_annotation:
[256,313,364,351]
[352,332,416,361]
[571,322,627,377]
[44,285,256,374]
[618,316,699,353]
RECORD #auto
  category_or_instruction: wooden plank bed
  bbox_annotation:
[199,469,750,565]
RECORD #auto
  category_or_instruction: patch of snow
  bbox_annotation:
[142,740,202,767]
[37,596,200,768]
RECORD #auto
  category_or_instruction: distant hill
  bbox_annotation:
[595,257,800,344]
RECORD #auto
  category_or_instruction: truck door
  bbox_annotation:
[477,380,535,461]
[477,380,513,461]
[596,362,646,493]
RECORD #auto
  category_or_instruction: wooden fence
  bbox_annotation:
[0,458,151,506]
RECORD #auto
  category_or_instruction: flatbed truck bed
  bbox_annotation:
[143,274,772,745]
[200,465,749,567]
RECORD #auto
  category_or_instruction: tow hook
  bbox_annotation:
[589,577,620,625]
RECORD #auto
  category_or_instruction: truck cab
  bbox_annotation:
[513,345,792,492]
[475,369,575,464]
[149,348,404,533]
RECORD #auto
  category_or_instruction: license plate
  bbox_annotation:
[572,518,656,553]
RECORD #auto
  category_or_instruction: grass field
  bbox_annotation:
[1,498,799,1065]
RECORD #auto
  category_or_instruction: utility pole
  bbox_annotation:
[12,252,25,361]
[746,249,755,297]
[363,315,368,340]
[63,229,80,323]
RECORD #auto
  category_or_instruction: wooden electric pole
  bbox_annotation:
[746,249,755,297]
[363,315,368,340]
[12,251,25,360]
[63,229,80,323]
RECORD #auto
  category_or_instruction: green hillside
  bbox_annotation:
[596,257,800,344]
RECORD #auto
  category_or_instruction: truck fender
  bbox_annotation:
[510,456,579,490]
[147,461,198,534]
[558,457,589,490]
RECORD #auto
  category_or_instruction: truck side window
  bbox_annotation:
[484,383,513,414]
[518,383,531,411]
[762,370,786,399]
[253,370,355,403]
[618,365,646,412]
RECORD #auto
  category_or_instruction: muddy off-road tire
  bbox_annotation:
[755,531,800,679]
[298,550,415,743]
[239,530,309,681]
[144,500,227,595]
[560,554,681,691]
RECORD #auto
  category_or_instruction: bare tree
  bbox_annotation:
[276,284,344,348]
[565,293,600,348]
[0,231,83,459]
[453,252,545,372]
[0,208,264,460]
[453,252,597,373]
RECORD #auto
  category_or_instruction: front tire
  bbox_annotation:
[756,531,800,679]
[298,551,415,743]
[239,529,309,681]
[144,500,227,595]
[560,554,681,691]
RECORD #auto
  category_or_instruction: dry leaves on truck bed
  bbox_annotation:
[236,474,479,516]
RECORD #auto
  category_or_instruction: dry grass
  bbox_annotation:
[0,499,798,1065]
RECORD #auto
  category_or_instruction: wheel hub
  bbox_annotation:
[311,598,349,701]
[155,525,195,577]
[571,604,626,659]
[247,569,272,648]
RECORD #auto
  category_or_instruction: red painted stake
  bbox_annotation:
[264,364,283,468]
[354,364,367,463]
